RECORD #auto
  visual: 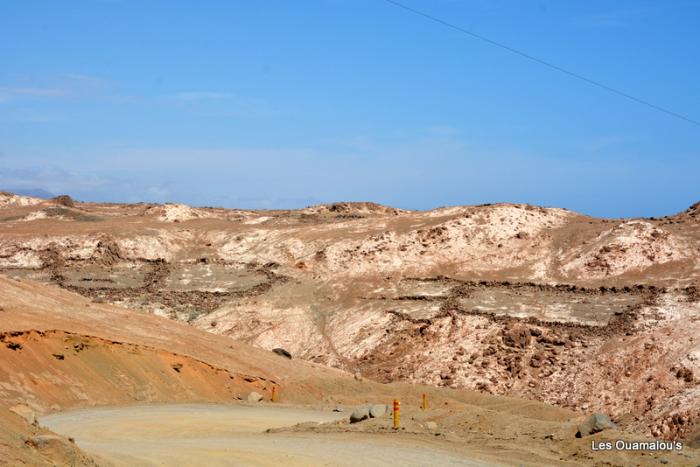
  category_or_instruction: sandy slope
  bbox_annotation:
[0,403,97,466]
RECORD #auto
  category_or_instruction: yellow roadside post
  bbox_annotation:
[271,386,278,402]
[393,399,400,429]
[421,393,428,411]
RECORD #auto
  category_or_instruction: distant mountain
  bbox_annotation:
[2,188,54,199]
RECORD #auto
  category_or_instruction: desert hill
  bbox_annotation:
[1,192,699,458]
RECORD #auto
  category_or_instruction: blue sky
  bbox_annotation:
[1,0,699,217]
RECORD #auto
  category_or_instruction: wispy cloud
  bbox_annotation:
[576,135,638,153]
[0,166,107,195]
[424,124,462,137]
[0,108,66,123]
[169,91,237,101]
[0,87,67,103]
[3,134,699,215]
[146,185,171,200]
[164,91,280,117]
[0,73,115,104]
[59,73,113,89]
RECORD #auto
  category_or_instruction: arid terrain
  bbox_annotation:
[1,191,699,465]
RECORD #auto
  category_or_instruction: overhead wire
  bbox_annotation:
[383,0,700,128]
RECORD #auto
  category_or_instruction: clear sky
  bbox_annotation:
[2,0,699,217]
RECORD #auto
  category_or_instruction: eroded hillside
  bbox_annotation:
[1,192,699,445]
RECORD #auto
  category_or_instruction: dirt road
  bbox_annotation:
[40,404,492,466]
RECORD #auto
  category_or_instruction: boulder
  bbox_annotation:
[576,413,617,437]
[272,348,292,359]
[9,404,36,425]
[350,404,388,423]
[369,404,387,418]
[501,325,531,348]
[27,434,63,448]
[350,405,370,423]
[25,434,77,459]
[52,195,75,207]
[675,366,694,383]
[247,391,263,403]
[425,421,438,431]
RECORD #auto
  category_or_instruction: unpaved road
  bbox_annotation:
[40,404,492,466]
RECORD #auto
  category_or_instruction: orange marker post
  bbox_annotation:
[393,399,400,429]
[271,386,278,403]
[421,393,428,411]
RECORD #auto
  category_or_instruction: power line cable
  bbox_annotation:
[383,0,700,128]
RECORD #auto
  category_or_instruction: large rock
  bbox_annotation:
[576,413,617,437]
[9,404,36,425]
[25,434,77,459]
[369,404,387,418]
[247,391,263,403]
[27,434,64,449]
[350,404,388,423]
[272,348,292,359]
[501,325,531,348]
[350,405,370,423]
[52,195,75,207]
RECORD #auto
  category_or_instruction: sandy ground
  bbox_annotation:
[40,404,491,466]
